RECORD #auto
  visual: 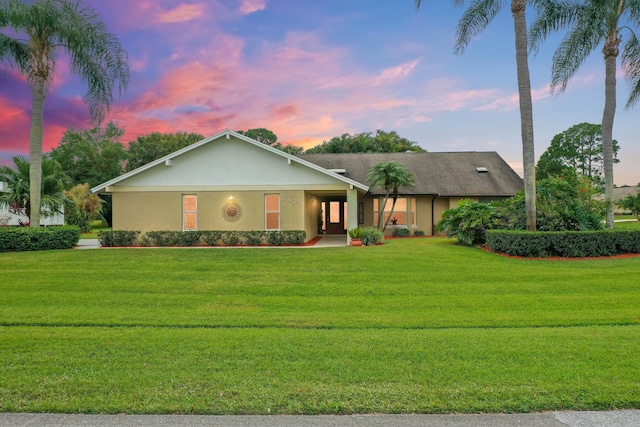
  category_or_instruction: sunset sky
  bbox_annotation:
[1,0,638,185]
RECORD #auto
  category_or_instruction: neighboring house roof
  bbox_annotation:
[91,130,369,193]
[614,186,639,201]
[297,152,523,197]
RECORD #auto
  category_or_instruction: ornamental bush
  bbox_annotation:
[200,231,223,246]
[243,231,265,246]
[144,231,201,246]
[97,230,140,247]
[360,227,384,245]
[392,228,411,237]
[0,226,80,252]
[437,174,605,246]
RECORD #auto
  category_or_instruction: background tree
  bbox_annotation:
[126,132,204,172]
[306,130,425,153]
[65,183,102,232]
[416,0,538,231]
[0,0,129,227]
[366,161,415,230]
[237,128,278,146]
[530,0,640,229]
[0,156,69,222]
[536,123,619,186]
[273,143,304,154]
[49,121,128,188]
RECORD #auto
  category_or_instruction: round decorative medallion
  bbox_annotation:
[222,202,242,222]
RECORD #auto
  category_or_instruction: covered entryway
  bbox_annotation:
[322,198,347,234]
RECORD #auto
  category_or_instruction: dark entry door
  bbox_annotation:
[325,200,346,234]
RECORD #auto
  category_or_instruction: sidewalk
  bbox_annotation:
[1,410,640,427]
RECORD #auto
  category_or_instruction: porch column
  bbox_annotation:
[346,187,358,245]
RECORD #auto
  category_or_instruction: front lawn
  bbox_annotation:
[1,238,639,414]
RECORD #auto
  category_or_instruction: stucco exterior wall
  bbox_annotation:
[303,192,320,240]
[113,190,311,238]
[113,192,182,233]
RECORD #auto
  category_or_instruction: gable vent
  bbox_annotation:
[328,168,346,175]
[475,167,488,173]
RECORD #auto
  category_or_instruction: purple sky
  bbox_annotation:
[1,0,638,185]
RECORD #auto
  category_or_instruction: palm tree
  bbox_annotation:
[530,0,640,229]
[416,0,538,231]
[367,161,416,230]
[617,188,640,220]
[0,0,128,227]
[0,156,69,221]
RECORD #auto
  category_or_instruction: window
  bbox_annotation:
[373,197,416,228]
[265,194,280,230]
[183,195,197,230]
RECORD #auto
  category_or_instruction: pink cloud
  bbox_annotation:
[238,0,266,14]
[372,60,419,86]
[155,3,208,24]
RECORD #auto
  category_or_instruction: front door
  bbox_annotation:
[325,199,347,234]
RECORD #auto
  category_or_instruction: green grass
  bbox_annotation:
[615,219,640,230]
[1,238,639,414]
[79,220,111,239]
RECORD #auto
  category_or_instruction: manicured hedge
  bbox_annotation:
[486,229,640,257]
[0,226,81,252]
[97,230,307,247]
[97,230,140,247]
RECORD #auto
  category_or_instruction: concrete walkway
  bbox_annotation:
[2,411,640,427]
[75,235,348,250]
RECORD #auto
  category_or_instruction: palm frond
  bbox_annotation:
[622,31,640,108]
[550,3,607,92]
[529,0,582,55]
[455,0,504,54]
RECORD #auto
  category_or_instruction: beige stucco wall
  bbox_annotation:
[113,190,310,238]
[303,192,320,240]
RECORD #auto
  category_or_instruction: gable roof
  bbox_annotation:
[91,130,369,193]
[297,152,523,197]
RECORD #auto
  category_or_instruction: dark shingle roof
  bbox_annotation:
[296,152,523,197]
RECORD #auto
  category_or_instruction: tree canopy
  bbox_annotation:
[237,128,278,146]
[126,132,204,172]
[536,123,619,186]
[49,121,128,188]
[306,130,424,154]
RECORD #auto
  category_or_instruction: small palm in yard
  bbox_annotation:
[0,156,69,221]
[0,0,128,227]
[618,191,640,220]
[367,161,415,230]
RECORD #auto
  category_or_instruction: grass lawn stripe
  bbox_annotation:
[1,325,639,414]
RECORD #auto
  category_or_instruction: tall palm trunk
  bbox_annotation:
[512,0,536,231]
[602,36,618,229]
[29,77,45,228]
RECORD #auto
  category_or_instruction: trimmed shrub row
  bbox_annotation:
[486,229,640,258]
[0,226,81,252]
[98,230,307,247]
[97,230,140,247]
